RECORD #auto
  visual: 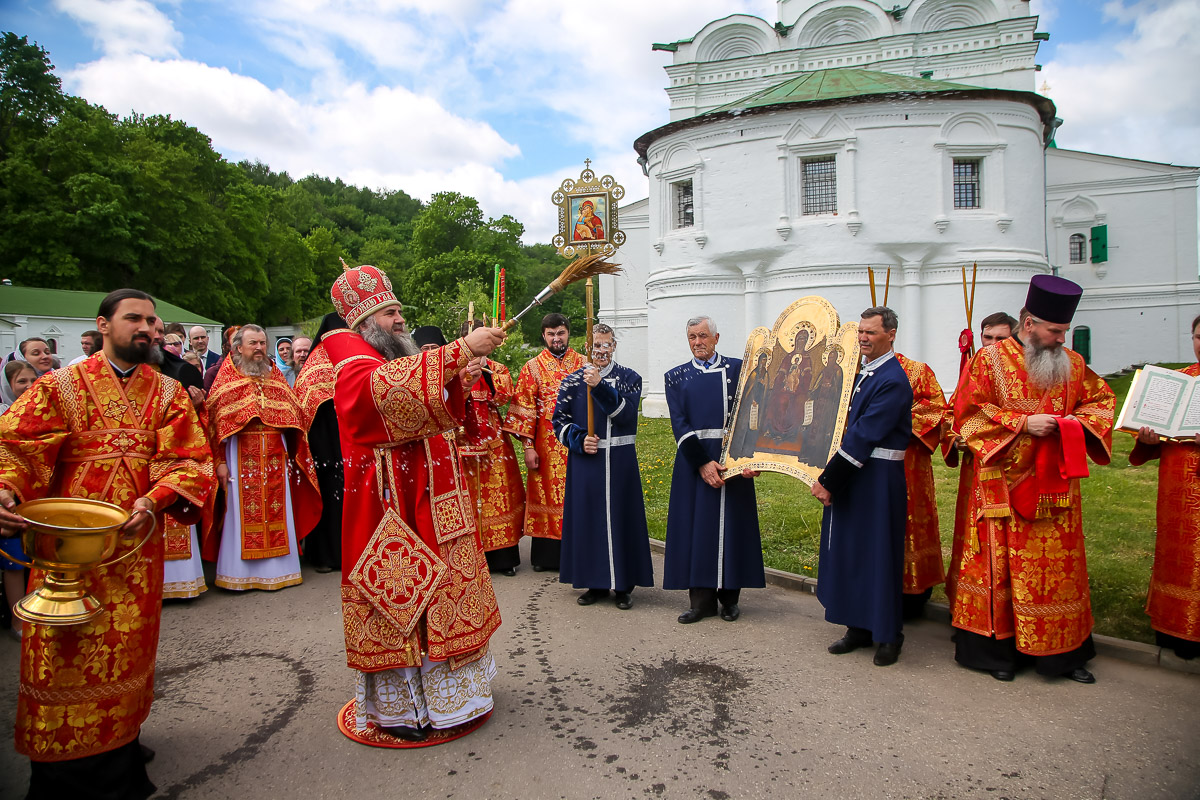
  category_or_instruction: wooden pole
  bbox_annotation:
[883,268,891,307]
[868,267,877,307]
[585,277,595,436]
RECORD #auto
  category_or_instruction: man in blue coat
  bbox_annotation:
[811,306,913,666]
[553,324,653,609]
[663,316,765,624]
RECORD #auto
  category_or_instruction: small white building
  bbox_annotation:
[603,0,1199,415]
[0,284,222,363]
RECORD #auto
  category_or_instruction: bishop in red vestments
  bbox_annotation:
[326,264,506,742]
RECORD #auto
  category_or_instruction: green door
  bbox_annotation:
[1072,326,1091,364]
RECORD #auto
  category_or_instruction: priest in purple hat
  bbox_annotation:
[949,274,1115,684]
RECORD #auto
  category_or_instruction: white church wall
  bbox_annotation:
[634,94,1050,414]
[1047,148,1200,373]
[603,197,651,390]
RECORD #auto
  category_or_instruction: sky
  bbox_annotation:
[3,0,1199,244]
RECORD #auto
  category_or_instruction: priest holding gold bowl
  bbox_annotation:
[0,288,214,800]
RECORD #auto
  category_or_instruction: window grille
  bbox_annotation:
[673,180,694,229]
[953,159,982,208]
[1069,233,1087,264]
[802,156,837,215]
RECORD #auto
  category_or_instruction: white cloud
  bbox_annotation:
[1029,0,1059,28]
[54,0,181,58]
[1042,0,1200,166]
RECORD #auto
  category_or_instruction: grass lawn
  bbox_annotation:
[633,364,1193,645]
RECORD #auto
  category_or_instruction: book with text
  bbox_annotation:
[1116,365,1200,440]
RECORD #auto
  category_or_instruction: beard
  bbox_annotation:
[147,345,164,365]
[235,354,271,378]
[360,318,420,360]
[112,336,153,365]
[1024,338,1071,391]
[547,340,568,356]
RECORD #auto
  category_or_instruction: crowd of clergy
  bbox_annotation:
[0,266,1197,799]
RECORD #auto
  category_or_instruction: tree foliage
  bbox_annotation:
[0,34,596,349]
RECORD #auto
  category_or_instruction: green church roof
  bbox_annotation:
[707,68,980,114]
[634,68,1057,156]
[0,285,220,325]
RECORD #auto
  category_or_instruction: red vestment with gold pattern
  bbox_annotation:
[202,357,321,562]
[504,348,585,540]
[896,354,947,594]
[951,337,1114,655]
[0,355,213,761]
[459,362,525,553]
[1130,362,1200,645]
[323,328,501,672]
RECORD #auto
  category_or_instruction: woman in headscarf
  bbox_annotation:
[275,336,295,386]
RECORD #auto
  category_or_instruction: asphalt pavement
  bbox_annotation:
[2,540,1198,800]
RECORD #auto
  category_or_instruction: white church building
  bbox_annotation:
[602,0,1200,416]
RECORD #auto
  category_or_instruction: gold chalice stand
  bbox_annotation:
[9,497,154,626]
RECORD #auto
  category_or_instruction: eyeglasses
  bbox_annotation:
[592,343,615,352]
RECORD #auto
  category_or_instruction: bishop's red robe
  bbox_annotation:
[324,329,501,672]
[0,355,213,762]
[1129,362,1200,646]
[504,348,585,540]
[951,337,1114,655]
[896,354,947,595]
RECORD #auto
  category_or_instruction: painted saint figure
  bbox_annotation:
[573,200,605,241]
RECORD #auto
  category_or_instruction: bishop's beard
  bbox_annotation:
[1025,338,1070,391]
[235,354,271,378]
[360,318,420,360]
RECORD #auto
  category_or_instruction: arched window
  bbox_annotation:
[1069,233,1087,264]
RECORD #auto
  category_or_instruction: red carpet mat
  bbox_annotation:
[336,700,492,748]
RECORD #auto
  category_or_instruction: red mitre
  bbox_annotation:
[330,263,400,328]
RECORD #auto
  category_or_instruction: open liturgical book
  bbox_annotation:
[1116,364,1200,440]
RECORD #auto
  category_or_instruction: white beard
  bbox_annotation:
[1025,339,1071,391]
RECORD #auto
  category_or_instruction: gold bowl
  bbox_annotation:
[11,497,144,626]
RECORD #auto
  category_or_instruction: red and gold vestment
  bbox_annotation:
[294,344,336,423]
[896,354,947,594]
[459,362,525,553]
[0,355,213,761]
[504,348,585,539]
[202,357,321,561]
[951,337,1114,655]
[324,329,501,672]
[1130,362,1200,644]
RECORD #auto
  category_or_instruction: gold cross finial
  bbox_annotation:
[339,257,351,272]
[584,158,592,170]
[1039,80,1051,95]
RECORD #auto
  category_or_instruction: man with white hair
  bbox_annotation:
[189,325,220,371]
[951,275,1115,683]
[663,316,764,624]
[204,324,321,591]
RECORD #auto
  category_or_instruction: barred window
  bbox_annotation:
[672,179,694,229]
[802,156,837,215]
[953,158,981,208]
[1068,233,1087,264]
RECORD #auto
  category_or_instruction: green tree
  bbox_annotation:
[0,33,63,156]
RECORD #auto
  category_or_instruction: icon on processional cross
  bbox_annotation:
[551,159,626,260]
